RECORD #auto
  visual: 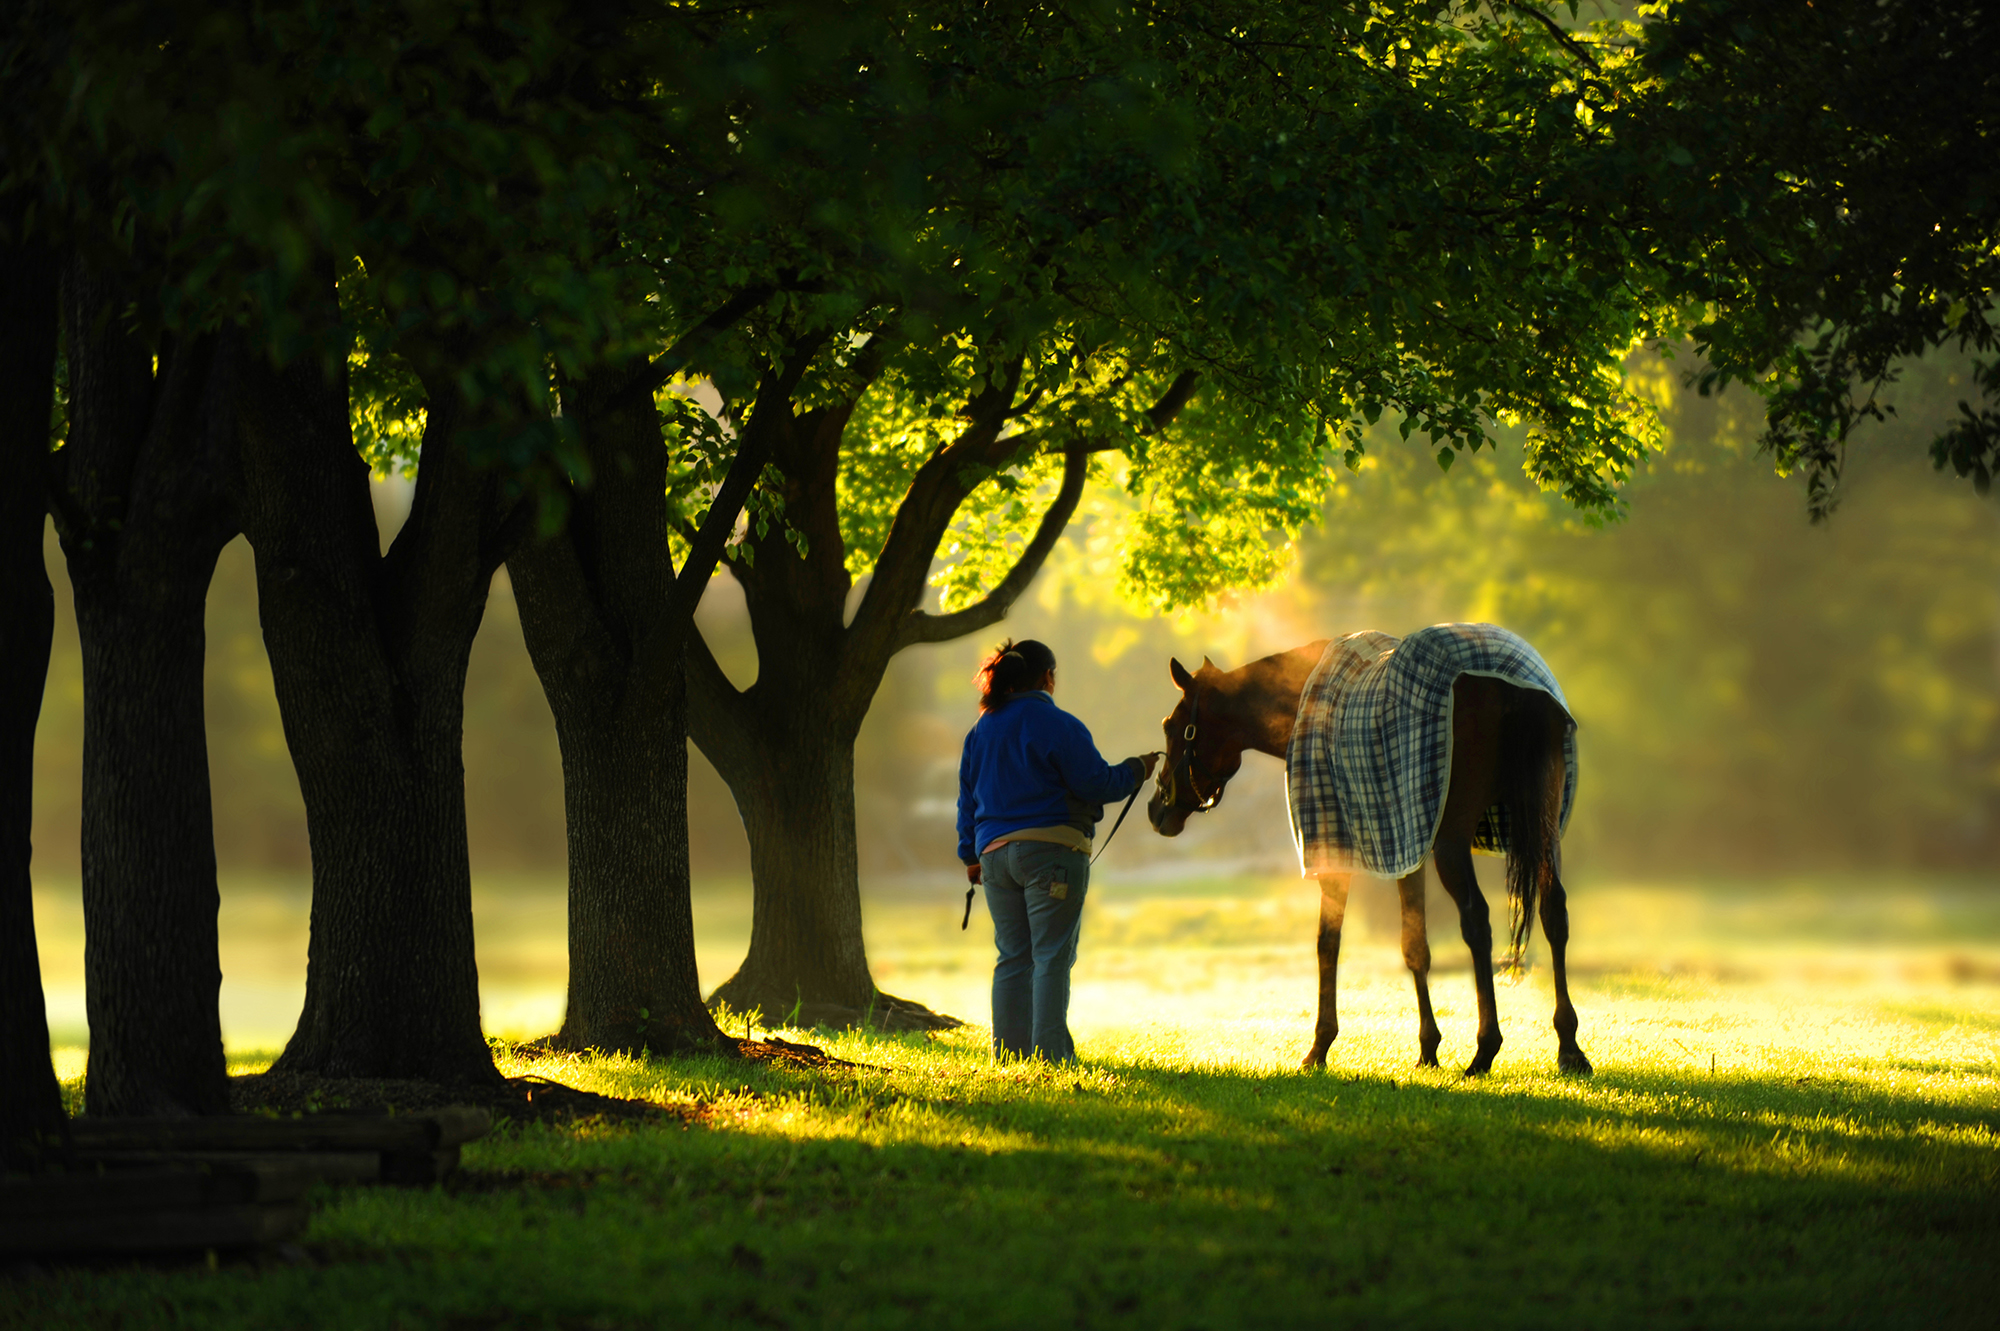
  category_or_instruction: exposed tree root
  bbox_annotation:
[706,988,965,1034]
[230,1070,673,1126]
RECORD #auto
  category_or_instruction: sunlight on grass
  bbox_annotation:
[448,959,2000,1200]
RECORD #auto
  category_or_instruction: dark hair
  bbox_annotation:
[974,638,1056,711]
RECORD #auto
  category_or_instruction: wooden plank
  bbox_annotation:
[70,1115,433,1153]
[75,1151,382,1188]
[0,1202,307,1255]
[431,1106,493,1147]
[68,1108,490,1155]
[0,1167,204,1219]
[0,1158,326,1220]
[381,1144,460,1186]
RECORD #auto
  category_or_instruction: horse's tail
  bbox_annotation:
[1499,688,1570,969]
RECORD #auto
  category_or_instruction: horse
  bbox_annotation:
[1145,637,1591,1078]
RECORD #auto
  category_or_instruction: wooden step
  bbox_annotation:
[4,1200,308,1255]
[67,1105,492,1154]
[74,1150,384,1188]
[0,1159,313,1256]
[68,1107,491,1187]
[1,1108,495,1257]
[3,1157,314,1215]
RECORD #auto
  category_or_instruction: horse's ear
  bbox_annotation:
[1169,658,1194,691]
[1201,655,1217,674]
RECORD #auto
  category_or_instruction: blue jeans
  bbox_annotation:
[981,840,1090,1063]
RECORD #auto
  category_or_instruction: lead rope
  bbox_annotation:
[1090,785,1144,866]
[962,762,1152,930]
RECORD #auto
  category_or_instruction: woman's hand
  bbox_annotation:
[966,862,982,885]
[1139,751,1164,779]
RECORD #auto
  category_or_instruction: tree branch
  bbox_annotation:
[624,331,831,708]
[843,356,1027,653]
[607,284,776,416]
[480,490,541,583]
[684,626,759,791]
[1145,370,1201,432]
[1502,1,1602,73]
[659,333,827,638]
[896,443,1089,650]
[933,356,1030,471]
[507,517,627,709]
[1029,368,1201,458]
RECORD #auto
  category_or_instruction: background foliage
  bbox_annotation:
[30,354,1998,881]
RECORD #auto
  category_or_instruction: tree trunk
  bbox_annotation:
[231,335,502,1084]
[268,702,491,1080]
[54,257,233,1117]
[538,642,716,1053]
[506,361,738,1055]
[0,236,68,1165]
[706,703,887,1025]
[70,545,232,1115]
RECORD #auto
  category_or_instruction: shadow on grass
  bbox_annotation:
[11,1037,1996,1331]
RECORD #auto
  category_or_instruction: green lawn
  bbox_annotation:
[10,945,1998,1330]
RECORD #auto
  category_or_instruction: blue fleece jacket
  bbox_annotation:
[956,691,1143,864]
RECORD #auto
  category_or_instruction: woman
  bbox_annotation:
[956,638,1160,1062]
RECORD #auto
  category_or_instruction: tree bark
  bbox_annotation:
[546,668,709,1051]
[707,691,881,1024]
[508,366,723,1055]
[52,256,234,1116]
[0,236,69,1165]
[230,332,509,1084]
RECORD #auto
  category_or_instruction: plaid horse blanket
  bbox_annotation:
[1285,624,1578,879]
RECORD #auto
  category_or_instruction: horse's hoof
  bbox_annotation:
[1301,1051,1329,1070]
[1460,1064,1488,1079]
[1559,1048,1594,1077]
[1415,1053,1439,1069]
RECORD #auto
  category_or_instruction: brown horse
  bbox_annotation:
[1146,643,1591,1077]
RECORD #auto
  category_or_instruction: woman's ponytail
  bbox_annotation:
[974,638,1057,712]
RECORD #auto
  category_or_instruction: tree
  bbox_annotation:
[666,0,1681,1024]
[506,348,789,1053]
[51,255,240,1114]
[2,1,254,1115]
[1623,0,2000,515]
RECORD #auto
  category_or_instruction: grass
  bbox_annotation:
[9,957,1998,1330]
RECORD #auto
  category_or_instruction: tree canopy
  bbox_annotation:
[1620,0,2000,514]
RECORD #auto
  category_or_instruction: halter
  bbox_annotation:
[1162,685,1225,814]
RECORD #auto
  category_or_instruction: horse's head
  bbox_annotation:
[1147,655,1246,837]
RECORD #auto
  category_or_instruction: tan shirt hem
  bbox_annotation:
[981,825,1092,856]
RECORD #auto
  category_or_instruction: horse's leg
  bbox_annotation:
[1302,873,1350,1068]
[1398,867,1440,1067]
[1433,838,1503,1076]
[1539,859,1592,1075]
[1434,677,1506,1076]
